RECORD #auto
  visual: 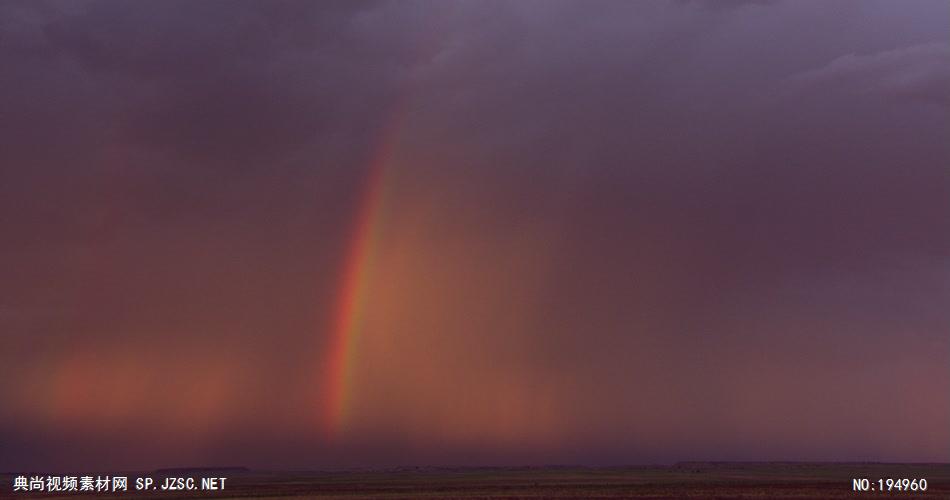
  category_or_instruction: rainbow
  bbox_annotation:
[323,104,406,439]
[320,11,450,439]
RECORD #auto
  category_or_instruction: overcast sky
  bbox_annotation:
[1,0,948,471]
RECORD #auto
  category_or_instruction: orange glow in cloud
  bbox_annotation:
[336,181,576,452]
[15,339,245,437]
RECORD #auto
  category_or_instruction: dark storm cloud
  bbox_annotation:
[0,1,421,357]
[407,0,948,274]
[39,0,406,164]
[1,0,415,248]
[1,0,948,470]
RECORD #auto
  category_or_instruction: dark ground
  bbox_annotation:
[4,463,948,499]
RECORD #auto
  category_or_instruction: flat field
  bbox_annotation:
[4,463,948,499]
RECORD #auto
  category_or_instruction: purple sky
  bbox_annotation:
[1,0,948,471]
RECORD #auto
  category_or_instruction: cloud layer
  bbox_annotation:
[1,0,948,470]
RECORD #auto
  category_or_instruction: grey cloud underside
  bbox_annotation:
[791,42,950,107]
[675,0,777,10]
